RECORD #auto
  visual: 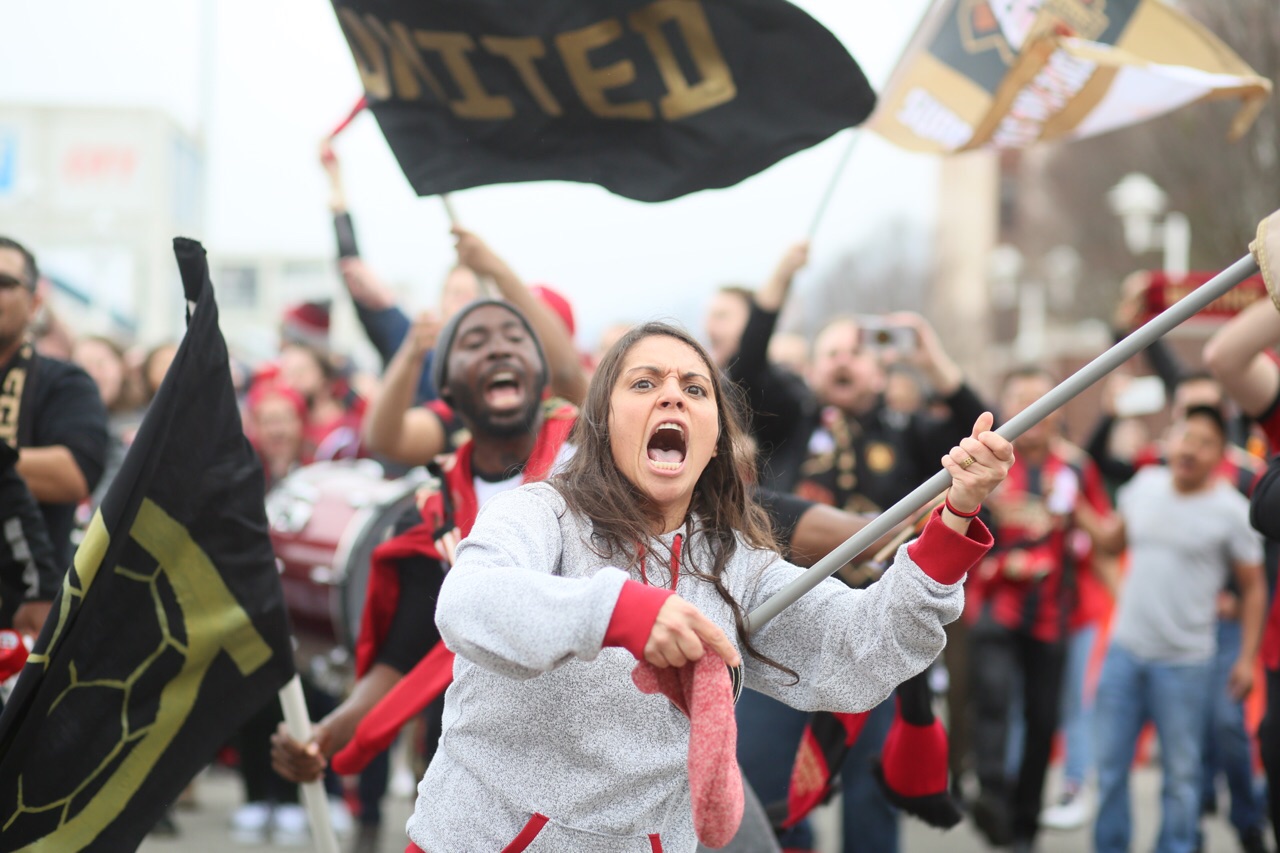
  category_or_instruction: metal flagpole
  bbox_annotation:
[799,0,951,240]
[440,193,460,227]
[806,130,863,239]
[441,194,499,299]
[745,253,1261,632]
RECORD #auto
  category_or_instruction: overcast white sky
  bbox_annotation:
[2,0,939,346]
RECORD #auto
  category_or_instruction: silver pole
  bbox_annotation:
[806,131,862,239]
[746,253,1260,632]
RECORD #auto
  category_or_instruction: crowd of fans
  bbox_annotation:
[2,140,1280,853]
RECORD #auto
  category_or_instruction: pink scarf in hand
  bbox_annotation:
[632,649,743,849]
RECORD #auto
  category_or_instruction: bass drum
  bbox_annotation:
[266,459,432,688]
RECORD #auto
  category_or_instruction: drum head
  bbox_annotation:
[268,460,433,663]
[336,488,426,649]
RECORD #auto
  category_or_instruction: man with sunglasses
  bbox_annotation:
[0,238,107,636]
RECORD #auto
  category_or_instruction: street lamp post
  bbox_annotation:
[989,243,1082,363]
[989,244,1043,360]
[1107,172,1191,277]
[988,244,1024,311]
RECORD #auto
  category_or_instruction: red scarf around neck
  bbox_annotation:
[334,403,575,774]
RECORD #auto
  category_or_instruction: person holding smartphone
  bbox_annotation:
[718,241,991,853]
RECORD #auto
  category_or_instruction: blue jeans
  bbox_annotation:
[1200,619,1265,834]
[1094,644,1211,853]
[839,698,898,853]
[736,690,813,850]
[735,690,899,853]
[1061,623,1099,788]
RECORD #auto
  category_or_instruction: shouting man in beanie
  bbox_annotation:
[270,295,581,800]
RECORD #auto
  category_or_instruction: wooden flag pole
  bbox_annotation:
[279,675,341,853]
[441,194,499,299]
[745,253,1261,632]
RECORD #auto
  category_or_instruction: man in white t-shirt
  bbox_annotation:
[1084,405,1265,853]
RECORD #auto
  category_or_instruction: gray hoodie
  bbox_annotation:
[407,482,989,852]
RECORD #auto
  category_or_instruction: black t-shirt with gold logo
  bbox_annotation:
[795,384,988,517]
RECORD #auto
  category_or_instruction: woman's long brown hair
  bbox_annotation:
[553,322,796,681]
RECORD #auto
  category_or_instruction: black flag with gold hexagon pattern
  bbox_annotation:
[0,238,294,852]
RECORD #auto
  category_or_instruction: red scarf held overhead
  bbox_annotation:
[335,405,575,775]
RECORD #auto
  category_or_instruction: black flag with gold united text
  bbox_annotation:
[333,0,876,201]
[0,239,294,852]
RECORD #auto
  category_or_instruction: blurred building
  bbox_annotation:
[0,103,376,372]
[931,152,1001,392]
[0,103,203,344]
[209,252,377,369]
[933,148,1118,441]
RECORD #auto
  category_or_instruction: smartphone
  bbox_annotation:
[1114,375,1166,418]
[858,317,916,353]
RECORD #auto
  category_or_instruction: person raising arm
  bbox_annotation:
[406,321,1011,852]
[452,226,587,406]
[1203,297,1280,426]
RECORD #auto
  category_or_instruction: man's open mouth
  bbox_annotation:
[647,422,687,471]
[483,370,524,410]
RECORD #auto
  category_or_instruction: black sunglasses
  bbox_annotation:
[0,273,30,291]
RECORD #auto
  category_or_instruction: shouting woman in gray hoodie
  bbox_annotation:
[407,322,1012,852]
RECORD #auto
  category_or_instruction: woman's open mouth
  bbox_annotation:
[646,422,687,472]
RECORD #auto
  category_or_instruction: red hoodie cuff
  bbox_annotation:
[906,506,994,586]
[605,580,675,659]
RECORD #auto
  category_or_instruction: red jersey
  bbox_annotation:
[969,446,1112,642]
[304,404,365,463]
[1068,458,1113,631]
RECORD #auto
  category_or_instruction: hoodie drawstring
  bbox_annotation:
[638,533,682,592]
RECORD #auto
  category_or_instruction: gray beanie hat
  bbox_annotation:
[430,299,548,402]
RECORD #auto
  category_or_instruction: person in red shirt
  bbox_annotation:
[967,367,1114,853]
[275,340,365,463]
[244,380,309,491]
[1035,442,1116,832]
